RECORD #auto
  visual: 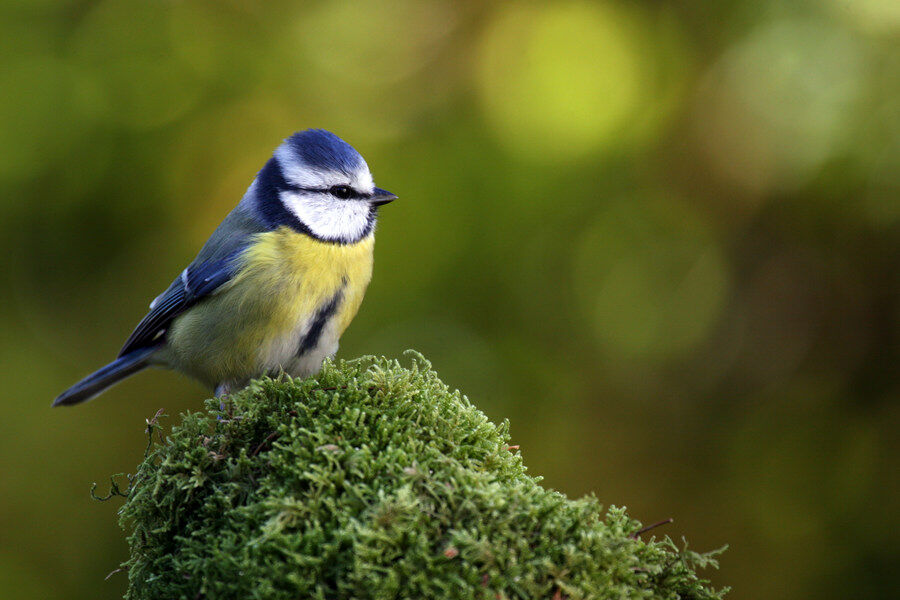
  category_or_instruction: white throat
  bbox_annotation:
[280,191,373,243]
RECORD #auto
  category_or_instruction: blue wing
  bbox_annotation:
[117,253,244,357]
[117,192,271,357]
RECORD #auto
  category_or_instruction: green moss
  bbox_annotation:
[118,353,726,599]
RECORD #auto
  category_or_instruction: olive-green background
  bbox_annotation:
[1,1,897,598]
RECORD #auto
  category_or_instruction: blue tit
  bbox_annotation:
[54,129,396,407]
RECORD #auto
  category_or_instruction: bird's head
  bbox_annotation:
[253,129,396,244]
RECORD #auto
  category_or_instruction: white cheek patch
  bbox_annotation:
[281,191,372,242]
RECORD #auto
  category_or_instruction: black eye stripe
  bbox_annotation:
[285,185,366,200]
[274,170,368,200]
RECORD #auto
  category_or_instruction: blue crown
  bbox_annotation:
[286,129,365,174]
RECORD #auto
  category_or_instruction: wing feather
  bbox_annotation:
[118,253,243,357]
[118,202,268,358]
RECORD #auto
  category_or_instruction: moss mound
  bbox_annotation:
[119,354,725,599]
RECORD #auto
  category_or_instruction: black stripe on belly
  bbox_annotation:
[297,288,344,356]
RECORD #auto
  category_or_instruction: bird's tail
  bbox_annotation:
[53,346,156,407]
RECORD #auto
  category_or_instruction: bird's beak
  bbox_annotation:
[369,188,397,206]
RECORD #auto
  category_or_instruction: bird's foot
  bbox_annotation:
[214,382,234,421]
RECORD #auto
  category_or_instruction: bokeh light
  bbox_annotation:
[826,0,900,34]
[693,19,868,194]
[574,193,729,359]
[476,1,645,162]
[0,1,896,599]
[279,0,460,140]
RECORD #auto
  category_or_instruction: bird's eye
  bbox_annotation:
[330,185,354,200]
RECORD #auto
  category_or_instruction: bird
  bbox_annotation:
[53,129,396,407]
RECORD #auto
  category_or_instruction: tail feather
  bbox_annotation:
[53,346,156,407]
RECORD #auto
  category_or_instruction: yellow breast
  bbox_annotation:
[167,227,374,386]
[237,226,375,329]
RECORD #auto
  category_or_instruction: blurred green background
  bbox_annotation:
[1,0,897,598]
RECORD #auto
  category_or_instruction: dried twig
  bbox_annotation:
[630,518,674,539]
[250,431,279,457]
